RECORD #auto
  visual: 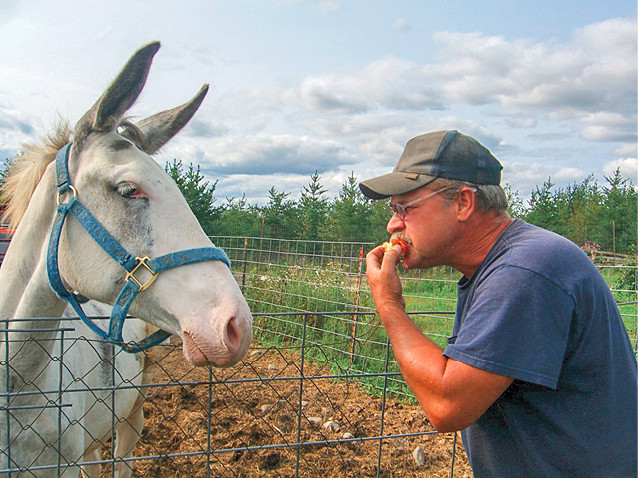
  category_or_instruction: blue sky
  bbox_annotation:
[1,0,636,204]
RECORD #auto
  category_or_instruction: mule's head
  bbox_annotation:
[57,42,252,367]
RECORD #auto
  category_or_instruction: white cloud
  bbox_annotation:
[392,17,411,33]
[579,112,635,142]
[166,134,352,176]
[214,167,361,205]
[299,76,369,112]
[502,161,587,194]
[298,58,444,112]
[614,143,637,157]
[292,17,636,152]
[436,20,636,119]
[185,118,229,138]
[581,126,635,143]
[602,157,638,181]
[216,173,311,204]
[0,107,34,136]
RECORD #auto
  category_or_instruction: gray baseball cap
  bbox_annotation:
[359,130,503,200]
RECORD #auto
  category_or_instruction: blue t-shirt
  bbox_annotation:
[443,219,637,477]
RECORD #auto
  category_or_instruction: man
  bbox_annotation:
[360,130,637,477]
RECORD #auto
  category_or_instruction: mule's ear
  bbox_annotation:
[125,84,209,154]
[74,42,161,149]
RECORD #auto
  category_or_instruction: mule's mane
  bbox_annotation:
[1,122,72,231]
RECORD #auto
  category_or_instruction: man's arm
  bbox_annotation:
[366,244,513,432]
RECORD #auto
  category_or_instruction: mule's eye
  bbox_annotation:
[118,182,139,198]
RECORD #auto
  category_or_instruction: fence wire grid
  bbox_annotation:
[1,236,636,477]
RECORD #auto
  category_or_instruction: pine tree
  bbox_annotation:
[165,159,220,234]
[261,187,297,238]
[298,171,329,240]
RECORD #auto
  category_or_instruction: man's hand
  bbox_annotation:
[366,244,406,313]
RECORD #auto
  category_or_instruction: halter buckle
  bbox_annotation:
[56,185,78,205]
[125,256,158,292]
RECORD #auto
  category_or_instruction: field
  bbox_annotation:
[127,339,473,477]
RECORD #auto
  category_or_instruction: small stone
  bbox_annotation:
[321,407,331,415]
[413,446,426,466]
[301,400,309,408]
[322,420,340,432]
[341,432,354,439]
[260,403,274,414]
[307,416,322,426]
[389,438,407,451]
[250,350,263,356]
[267,364,278,371]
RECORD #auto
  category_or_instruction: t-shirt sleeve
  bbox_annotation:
[443,265,574,389]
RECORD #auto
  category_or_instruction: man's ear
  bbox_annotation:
[455,187,476,221]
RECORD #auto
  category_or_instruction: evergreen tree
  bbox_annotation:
[298,171,329,240]
[217,195,262,237]
[261,186,297,238]
[165,159,220,234]
[503,183,525,218]
[559,176,602,247]
[524,178,560,233]
[326,173,390,243]
[522,172,636,254]
[598,169,637,254]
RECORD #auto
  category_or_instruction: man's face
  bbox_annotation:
[386,185,459,270]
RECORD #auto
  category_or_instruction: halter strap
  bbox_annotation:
[47,143,231,352]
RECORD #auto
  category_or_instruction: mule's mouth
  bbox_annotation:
[182,331,209,366]
[181,322,250,368]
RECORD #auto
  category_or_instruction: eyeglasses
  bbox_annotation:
[388,186,455,219]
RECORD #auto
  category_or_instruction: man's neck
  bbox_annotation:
[452,213,513,278]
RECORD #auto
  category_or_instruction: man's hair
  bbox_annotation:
[433,178,509,215]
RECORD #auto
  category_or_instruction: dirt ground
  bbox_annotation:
[120,340,473,477]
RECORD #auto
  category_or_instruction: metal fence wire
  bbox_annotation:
[1,236,636,477]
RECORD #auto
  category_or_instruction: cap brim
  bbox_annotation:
[359,172,437,200]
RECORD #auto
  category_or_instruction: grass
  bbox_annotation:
[237,261,460,399]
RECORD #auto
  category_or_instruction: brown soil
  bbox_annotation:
[115,340,473,477]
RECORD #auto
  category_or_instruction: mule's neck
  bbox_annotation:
[0,161,60,319]
[0,160,68,341]
[1,260,68,376]
[0,162,74,394]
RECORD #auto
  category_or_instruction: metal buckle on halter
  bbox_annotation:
[120,341,137,353]
[56,185,78,205]
[125,256,158,292]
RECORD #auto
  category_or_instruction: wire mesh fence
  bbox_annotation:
[1,236,636,476]
[0,316,471,477]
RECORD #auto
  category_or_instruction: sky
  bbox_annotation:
[1,0,636,205]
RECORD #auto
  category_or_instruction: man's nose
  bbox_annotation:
[386,213,405,234]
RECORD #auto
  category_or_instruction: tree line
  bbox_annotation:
[165,160,637,255]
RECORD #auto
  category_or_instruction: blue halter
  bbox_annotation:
[47,143,232,353]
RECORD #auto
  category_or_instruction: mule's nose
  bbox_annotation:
[222,316,242,355]
[182,312,252,367]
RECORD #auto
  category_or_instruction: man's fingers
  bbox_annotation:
[366,245,385,270]
[381,244,403,269]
